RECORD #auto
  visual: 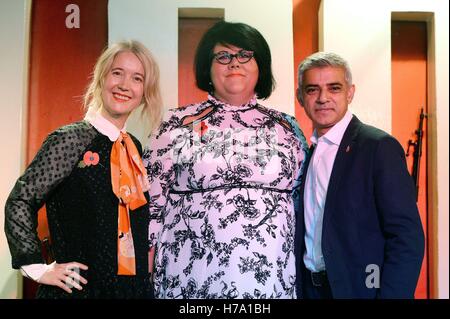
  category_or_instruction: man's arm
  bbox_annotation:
[373,136,425,298]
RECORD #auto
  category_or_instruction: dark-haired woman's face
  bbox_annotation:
[210,44,258,105]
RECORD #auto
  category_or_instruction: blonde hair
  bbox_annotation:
[83,40,163,132]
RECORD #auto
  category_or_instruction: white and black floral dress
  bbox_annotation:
[143,95,308,299]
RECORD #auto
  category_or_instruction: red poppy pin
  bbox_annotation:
[78,151,100,168]
[193,121,208,137]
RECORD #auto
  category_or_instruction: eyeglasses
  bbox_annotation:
[213,50,254,65]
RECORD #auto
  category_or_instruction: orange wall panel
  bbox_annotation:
[28,0,108,163]
[178,18,219,107]
[292,0,321,141]
[391,21,428,299]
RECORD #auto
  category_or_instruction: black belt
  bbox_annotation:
[309,270,329,287]
[169,184,292,194]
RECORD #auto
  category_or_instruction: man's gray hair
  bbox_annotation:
[297,52,353,105]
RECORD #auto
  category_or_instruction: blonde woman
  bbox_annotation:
[5,40,162,298]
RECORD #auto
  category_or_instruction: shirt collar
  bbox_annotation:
[84,108,126,142]
[310,110,353,146]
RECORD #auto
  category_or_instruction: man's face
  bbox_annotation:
[298,66,355,136]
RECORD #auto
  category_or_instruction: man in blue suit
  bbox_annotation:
[294,52,424,298]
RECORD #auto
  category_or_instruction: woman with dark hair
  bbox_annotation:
[144,21,308,299]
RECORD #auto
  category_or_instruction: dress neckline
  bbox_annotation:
[207,94,257,111]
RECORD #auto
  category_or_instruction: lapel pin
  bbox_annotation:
[346,145,351,153]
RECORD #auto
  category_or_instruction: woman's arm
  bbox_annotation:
[4,123,95,292]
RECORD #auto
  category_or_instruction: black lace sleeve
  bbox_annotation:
[4,121,98,268]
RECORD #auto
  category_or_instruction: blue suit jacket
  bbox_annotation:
[294,116,425,298]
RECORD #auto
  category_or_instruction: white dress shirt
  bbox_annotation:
[303,111,353,272]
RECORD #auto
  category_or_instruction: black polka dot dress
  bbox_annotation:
[4,121,152,299]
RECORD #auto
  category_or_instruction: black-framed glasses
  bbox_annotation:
[213,50,254,65]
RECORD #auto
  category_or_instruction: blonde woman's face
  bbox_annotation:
[100,51,144,128]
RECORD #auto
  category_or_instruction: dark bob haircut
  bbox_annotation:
[194,21,275,100]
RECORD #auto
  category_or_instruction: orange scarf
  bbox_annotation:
[110,132,150,275]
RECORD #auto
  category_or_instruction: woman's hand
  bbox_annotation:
[38,262,88,294]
